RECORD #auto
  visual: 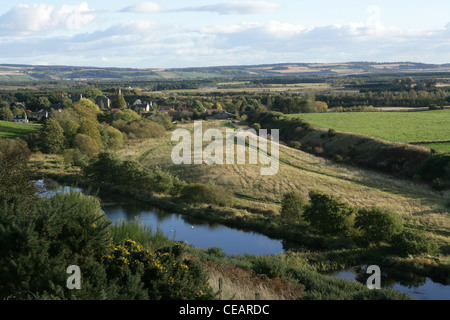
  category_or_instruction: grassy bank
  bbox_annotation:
[0,120,41,138]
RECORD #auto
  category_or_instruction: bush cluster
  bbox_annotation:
[280,190,437,256]
[0,190,214,300]
[83,151,184,196]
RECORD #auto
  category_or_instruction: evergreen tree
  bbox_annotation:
[111,88,127,109]
[40,118,65,154]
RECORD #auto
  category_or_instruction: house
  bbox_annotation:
[158,106,173,113]
[29,109,49,119]
[95,95,111,109]
[14,114,28,123]
[206,111,236,120]
[129,100,152,113]
[111,108,125,114]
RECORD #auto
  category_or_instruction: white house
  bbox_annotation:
[13,114,28,123]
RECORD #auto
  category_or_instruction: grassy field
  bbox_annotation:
[419,142,450,153]
[115,120,450,248]
[0,120,41,138]
[287,110,450,145]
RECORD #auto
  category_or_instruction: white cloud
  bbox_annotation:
[179,1,283,15]
[0,2,96,35]
[121,2,165,14]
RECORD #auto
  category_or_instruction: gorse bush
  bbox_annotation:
[102,240,214,300]
[0,192,112,299]
[0,191,215,300]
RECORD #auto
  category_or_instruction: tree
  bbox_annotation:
[0,139,36,206]
[111,89,127,108]
[114,109,140,122]
[106,126,124,149]
[192,100,205,112]
[72,98,101,120]
[40,118,65,154]
[78,117,104,148]
[85,88,103,101]
[355,206,404,244]
[72,134,100,155]
[83,151,122,184]
[303,191,354,235]
[0,107,13,122]
[37,97,51,110]
[212,102,222,110]
[280,191,307,222]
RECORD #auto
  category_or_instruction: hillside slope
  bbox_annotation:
[118,120,450,247]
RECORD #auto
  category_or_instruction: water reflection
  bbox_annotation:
[102,200,285,256]
[331,266,450,300]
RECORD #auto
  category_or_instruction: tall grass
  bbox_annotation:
[109,218,172,249]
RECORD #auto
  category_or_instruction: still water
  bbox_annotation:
[36,179,285,256]
[38,180,450,300]
[102,200,285,256]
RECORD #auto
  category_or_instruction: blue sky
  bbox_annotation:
[0,1,450,68]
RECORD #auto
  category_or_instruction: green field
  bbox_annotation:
[0,120,41,138]
[419,142,450,152]
[288,110,450,145]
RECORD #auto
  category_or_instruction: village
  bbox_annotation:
[10,89,237,124]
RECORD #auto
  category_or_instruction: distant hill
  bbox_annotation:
[1,62,450,82]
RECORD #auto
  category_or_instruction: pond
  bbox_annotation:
[102,199,285,256]
[36,179,450,300]
[330,266,450,300]
[35,179,285,256]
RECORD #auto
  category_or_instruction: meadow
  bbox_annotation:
[116,120,450,249]
[287,110,450,148]
[0,120,41,138]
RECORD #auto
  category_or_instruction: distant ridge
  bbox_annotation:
[1,61,450,82]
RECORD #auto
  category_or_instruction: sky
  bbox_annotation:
[0,0,450,68]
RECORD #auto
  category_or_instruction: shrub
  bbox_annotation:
[445,193,450,209]
[149,167,185,195]
[83,151,122,184]
[102,241,214,300]
[72,133,100,155]
[252,255,287,279]
[327,128,337,137]
[180,183,232,206]
[416,154,450,182]
[303,191,354,236]
[280,191,307,223]
[0,192,112,299]
[390,228,438,256]
[252,123,261,131]
[289,141,302,150]
[355,206,404,244]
